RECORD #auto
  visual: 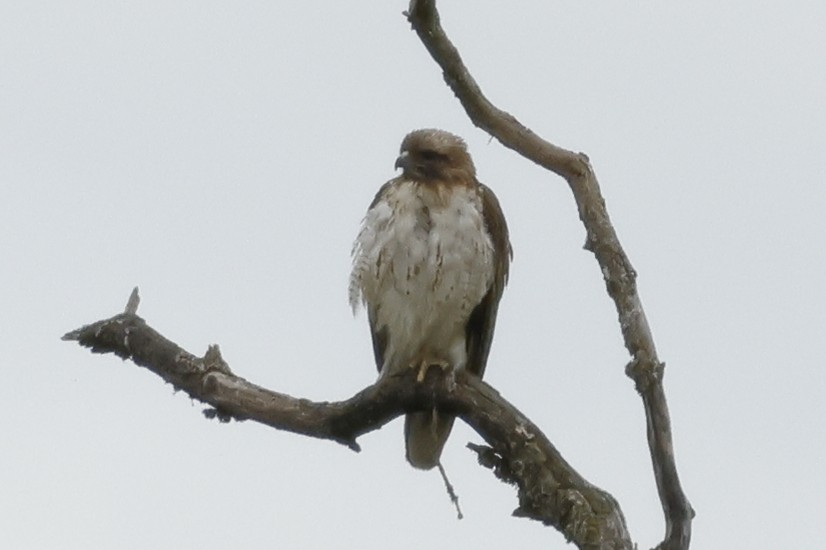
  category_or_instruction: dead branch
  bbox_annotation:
[64,2,692,548]
[64,290,631,549]
[404,1,693,549]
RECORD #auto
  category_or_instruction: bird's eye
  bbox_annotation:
[420,150,442,161]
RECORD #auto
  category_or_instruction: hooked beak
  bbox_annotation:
[394,150,410,171]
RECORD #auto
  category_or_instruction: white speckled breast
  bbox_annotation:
[350,180,495,375]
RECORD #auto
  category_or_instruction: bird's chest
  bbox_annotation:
[381,197,491,303]
[353,183,495,365]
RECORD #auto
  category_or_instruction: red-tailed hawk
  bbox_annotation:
[349,129,511,470]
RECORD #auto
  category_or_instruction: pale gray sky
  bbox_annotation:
[2,1,825,548]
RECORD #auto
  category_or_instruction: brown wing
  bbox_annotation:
[464,182,512,379]
[368,310,387,373]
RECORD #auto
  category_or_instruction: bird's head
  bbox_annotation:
[395,129,476,183]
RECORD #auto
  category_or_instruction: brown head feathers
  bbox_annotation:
[395,129,476,183]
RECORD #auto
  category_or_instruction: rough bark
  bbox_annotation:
[64,289,632,549]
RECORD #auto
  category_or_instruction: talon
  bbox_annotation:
[416,360,428,382]
[414,359,450,382]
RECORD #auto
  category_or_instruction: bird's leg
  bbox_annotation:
[414,358,451,382]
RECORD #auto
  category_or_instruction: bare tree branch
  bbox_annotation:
[64,3,691,549]
[64,300,632,549]
[404,1,694,549]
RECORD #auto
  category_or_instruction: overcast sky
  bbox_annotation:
[3,1,825,548]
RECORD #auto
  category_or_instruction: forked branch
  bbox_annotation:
[65,2,691,548]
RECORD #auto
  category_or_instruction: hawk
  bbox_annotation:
[349,129,511,470]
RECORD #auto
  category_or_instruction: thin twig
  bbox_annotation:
[437,462,463,520]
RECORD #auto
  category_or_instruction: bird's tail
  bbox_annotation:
[404,411,455,470]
